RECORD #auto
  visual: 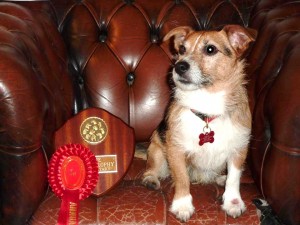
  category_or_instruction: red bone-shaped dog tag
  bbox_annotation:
[199,131,215,146]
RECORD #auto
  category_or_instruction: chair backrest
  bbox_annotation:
[50,0,252,142]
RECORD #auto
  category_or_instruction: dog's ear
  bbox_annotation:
[163,26,194,53]
[222,25,257,57]
[163,26,194,42]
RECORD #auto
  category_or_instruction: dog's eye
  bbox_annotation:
[205,45,218,55]
[178,45,186,55]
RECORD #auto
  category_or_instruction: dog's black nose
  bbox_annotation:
[175,61,190,76]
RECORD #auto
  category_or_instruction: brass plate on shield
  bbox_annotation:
[96,155,118,173]
[80,117,108,145]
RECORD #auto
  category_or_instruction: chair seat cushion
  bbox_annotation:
[29,179,166,225]
[30,156,261,225]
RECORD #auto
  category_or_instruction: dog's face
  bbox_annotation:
[164,25,257,91]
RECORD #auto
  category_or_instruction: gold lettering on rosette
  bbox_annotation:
[69,202,77,225]
[96,155,118,174]
[80,117,108,145]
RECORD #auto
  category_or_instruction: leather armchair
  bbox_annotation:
[0,0,299,224]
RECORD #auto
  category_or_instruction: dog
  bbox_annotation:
[142,25,256,222]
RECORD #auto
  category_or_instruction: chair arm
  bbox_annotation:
[247,1,300,225]
[0,2,74,224]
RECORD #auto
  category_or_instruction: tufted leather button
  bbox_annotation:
[150,28,159,43]
[124,0,134,5]
[99,29,107,43]
[126,72,135,86]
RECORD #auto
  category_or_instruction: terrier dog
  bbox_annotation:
[142,25,256,222]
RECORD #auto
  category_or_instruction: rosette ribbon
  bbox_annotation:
[48,144,99,225]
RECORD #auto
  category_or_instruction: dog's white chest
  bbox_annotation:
[172,88,250,181]
[177,109,250,173]
[176,89,226,115]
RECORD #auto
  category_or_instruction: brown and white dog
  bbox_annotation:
[142,25,256,222]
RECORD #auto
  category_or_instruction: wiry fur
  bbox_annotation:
[142,25,256,222]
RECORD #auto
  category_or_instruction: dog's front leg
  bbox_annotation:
[222,150,247,218]
[168,147,195,222]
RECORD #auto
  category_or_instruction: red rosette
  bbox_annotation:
[48,144,98,225]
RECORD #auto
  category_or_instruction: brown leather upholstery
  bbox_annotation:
[247,1,300,224]
[0,0,299,224]
[0,2,74,225]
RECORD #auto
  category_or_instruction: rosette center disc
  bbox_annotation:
[61,156,86,190]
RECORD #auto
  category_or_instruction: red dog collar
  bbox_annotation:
[190,109,218,123]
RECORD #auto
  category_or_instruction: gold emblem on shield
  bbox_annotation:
[80,117,108,144]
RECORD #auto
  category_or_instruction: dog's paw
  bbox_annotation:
[170,194,195,222]
[222,195,246,218]
[142,175,161,190]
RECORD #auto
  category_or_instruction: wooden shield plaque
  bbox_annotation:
[54,108,135,197]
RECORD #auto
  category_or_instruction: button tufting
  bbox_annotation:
[99,29,108,43]
[126,73,135,86]
[150,28,159,43]
[124,0,134,5]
